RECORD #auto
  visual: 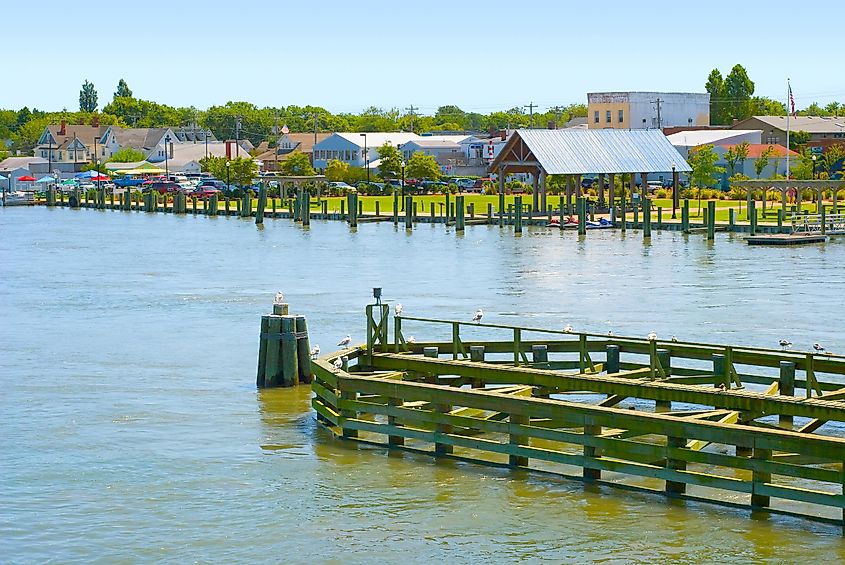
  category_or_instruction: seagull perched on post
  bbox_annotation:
[813,343,825,353]
[563,324,573,334]
[671,335,678,343]
[394,303,403,316]
[310,344,320,359]
[647,331,657,341]
[779,339,792,350]
[472,309,483,323]
[273,291,285,304]
[337,335,351,347]
[332,357,342,369]
[407,336,416,344]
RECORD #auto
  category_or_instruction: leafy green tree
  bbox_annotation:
[705,69,727,125]
[749,96,785,116]
[108,147,145,162]
[755,145,776,178]
[821,144,845,175]
[824,102,842,116]
[279,150,315,176]
[724,141,750,175]
[405,151,440,180]
[376,143,402,180]
[687,144,724,188]
[114,79,133,99]
[79,80,98,112]
[202,156,257,186]
[789,130,810,151]
[724,64,754,122]
[324,159,349,181]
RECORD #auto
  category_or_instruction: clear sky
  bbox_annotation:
[5,0,843,115]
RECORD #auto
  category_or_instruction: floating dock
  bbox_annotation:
[309,305,845,529]
[746,233,828,246]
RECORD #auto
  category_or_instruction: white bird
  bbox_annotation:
[779,339,792,350]
[647,331,657,341]
[337,334,351,347]
[563,324,573,334]
[472,309,483,323]
[310,344,320,359]
[394,303,403,316]
[407,336,416,344]
[273,291,285,304]
[718,383,727,391]
[813,343,825,353]
[332,357,342,369]
[671,335,678,343]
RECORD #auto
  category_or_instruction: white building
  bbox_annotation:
[588,91,710,130]
[312,132,420,170]
[667,129,762,160]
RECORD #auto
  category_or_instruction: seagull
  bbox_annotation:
[332,357,342,369]
[647,331,657,341]
[407,336,416,344]
[718,383,727,391]
[337,334,351,347]
[273,291,285,304]
[394,303,403,316]
[671,335,678,342]
[310,344,320,359]
[563,324,573,334]
[813,343,825,353]
[779,339,792,350]
[472,309,483,323]
[607,330,613,336]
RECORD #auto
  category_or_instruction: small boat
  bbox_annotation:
[586,218,613,229]
[2,191,36,206]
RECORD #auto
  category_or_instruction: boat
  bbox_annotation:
[548,215,580,228]
[2,191,36,206]
[586,218,613,229]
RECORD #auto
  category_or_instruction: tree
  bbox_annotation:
[79,80,98,112]
[405,151,440,181]
[755,145,777,178]
[789,130,810,151]
[723,64,754,122]
[724,141,750,175]
[201,156,257,186]
[749,96,785,116]
[114,79,133,100]
[705,68,728,125]
[376,143,402,180]
[108,147,145,163]
[821,144,845,176]
[687,144,724,188]
[279,150,315,176]
[324,159,349,182]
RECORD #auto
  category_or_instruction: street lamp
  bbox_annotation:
[812,154,817,180]
[400,160,406,211]
[164,134,171,181]
[226,160,231,193]
[359,133,369,183]
[96,158,101,197]
[671,162,677,219]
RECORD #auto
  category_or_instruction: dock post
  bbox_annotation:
[643,197,652,238]
[304,190,311,226]
[749,199,757,235]
[236,196,242,216]
[821,205,826,235]
[413,201,418,221]
[712,353,728,389]
[270,197,276,218]
[777,208,783,229]
[431,202,435,222]
[779,361,796,428]
[351,192,358,227]
[225,197,230,215]
[295,315,312,384]
[498,192,505,227]
[657,206,662,229]
[210,193,218,216]
[340,198,345,220]
[469,345,485,388]
[405,196,413,230]
[655,349,672,411]
[707,200,716,240]
[488,203,493,223]
[531,345,549,366]
[255,184,266,225]
[393,191,398,224]
[728,208,735,232]
[682,199,690,233]
[509,412,529,467]
[577,197,586,235]
[259,315,283,388]
[456,195,465,232]
[665,435,687,494]
[192,195,198,214]
[583,417,602,481]
[514,196,523,233]
[606,345,620,374]
[423,347,438,358]
[375,200,380,217]
[358,198,363,217]
[620,193,626,231]
[445,193,451,224]
[633,203,639,227]
[280,315,299,387]
[750,447,773,509]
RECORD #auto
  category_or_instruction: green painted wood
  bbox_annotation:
[263,316,283,388]
[707,200,716,240]
[643,197,652,238]
[514,196,523,233]
[311,397,340,426]
[255,184,267,225]
[456,195,465,232]
[682,199,690,233]
[295,315,311,384]
[577,197,586,235]
[257,315,269,388]
[280,316,299,387]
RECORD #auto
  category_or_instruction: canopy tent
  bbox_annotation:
[35,176,56,183]
[75,170,103,179]
[121,167,166,175]
[17,175,36,181]
[90,175,111,181]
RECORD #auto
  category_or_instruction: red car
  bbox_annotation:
[190,187,221,198]
[142,181,181,194]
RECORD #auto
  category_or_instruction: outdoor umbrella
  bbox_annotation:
[75,170,101,179]
[17,175,36,182]
[35,176,56,183]
[90,175,111,182]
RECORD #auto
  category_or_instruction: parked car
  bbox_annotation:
[453,178,475,190]
[190,187,221,198]
[329,181,354,191]
[196,179,228,191]
[646,180,662,194]
[114,176,146,188]
[142,181,182,194]
[472,178,493,190]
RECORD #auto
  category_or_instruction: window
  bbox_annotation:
[58,152,63,160]
[41,151,46,158]
[594,111,599,123]
[618,110,624,123]
[606,110,611,123]
[352,151,358,160]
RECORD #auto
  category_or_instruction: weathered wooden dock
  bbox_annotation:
[746,234,828,246]
[310,305,845,528]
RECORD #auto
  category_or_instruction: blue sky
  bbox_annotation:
[7,0,843,114]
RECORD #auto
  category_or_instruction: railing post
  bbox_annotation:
[513,328,521,366]
[451,322,460,360]
[712,353,728,389]
[532,344,548,366]
[606,344,620,374]
[750,447,773,509]
[665,436,687,494]
[779,361,795,428]
[583,416,602,481]
[509,412,529,467]
[655,348,671,411]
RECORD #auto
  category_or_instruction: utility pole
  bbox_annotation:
[651,97,663,129]
[127,114,141,127]
[312,112,319,145]
[405,104,417,132]
[526,102,536,128]
[235,115,242,157]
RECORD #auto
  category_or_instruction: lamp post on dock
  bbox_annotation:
[226,160,231,193]
[359,133,369,184]
[400,160,406,211]
[164,134,171,181]
[671,162,677,219]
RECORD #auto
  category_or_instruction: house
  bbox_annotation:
[714,144,797,179]
[587,92,710,130]
[312,132,420,170]
[32,121,109,174]
[0,156,46,191]
[667,130,762,160]
[157,142,257,174]
[400,139,463,165]
[98,126,179,162]
[731,116,845,150]
[256,133,331,172]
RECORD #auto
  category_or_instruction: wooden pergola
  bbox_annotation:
[272,175,327,199]
[488,129,691,214]
[731,180,845,215]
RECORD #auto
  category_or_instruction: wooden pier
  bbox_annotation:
[310,306,845,528]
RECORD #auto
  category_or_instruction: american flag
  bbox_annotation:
[788,83,796,117]
[281,124,289,134]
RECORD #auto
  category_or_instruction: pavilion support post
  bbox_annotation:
[628,173,637,212]
[532,172,539,212]
[640,173,648,211]
[574,174,582,200]
[597,173,605,208]
[540,170,547,214]
[565,175,573,214]
[608,173,615,210]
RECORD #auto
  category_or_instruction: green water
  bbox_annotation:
[2,206,845,563]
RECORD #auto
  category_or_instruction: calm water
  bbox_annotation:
[3,206,845,564]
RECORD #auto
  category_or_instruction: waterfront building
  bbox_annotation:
[587,91,710,130]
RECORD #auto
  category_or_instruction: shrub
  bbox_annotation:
[655,188,667,199]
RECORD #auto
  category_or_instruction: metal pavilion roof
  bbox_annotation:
[495,129,692,175]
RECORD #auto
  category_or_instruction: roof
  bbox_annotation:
[112,127,170,150]
[417,134,474,144]
[42,124,108,148]
[718,144,798,158]
[736,116,845,134]
[0,156,47,171]
[402,139,462,149]
[332,132,420,148]
[153,142,255,168]
[492,129,691,175]
[279,132,331,153]
[666,130,761,148]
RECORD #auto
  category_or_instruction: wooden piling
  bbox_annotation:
[405,196,413,230]
[749,200,757,235]
[423,347,438,358]
[302,190,310,226]
[514,196,523,233]
[295,315,312,384]
[728,208,735,231]
[682,199,690,233]
[643,197,652,238]
[707,200,716,240]
[280,316,299,387]
[780,361,795,428]
[393,191,399,224]
[498,192,505,227]
[655,349,671,411]
[262,315,283,388]
[255,185,267,225]
[375,200,380,217]
[577,197,586,235]
[712,353,728,389]
[532,344,548,365]
[456,195,465,232]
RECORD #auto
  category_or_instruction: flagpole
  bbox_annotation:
[786,78,791,180]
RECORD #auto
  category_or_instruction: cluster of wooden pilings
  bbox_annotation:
[256,302,312,388]
[43,184,794,238]
[310,305,845,529]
